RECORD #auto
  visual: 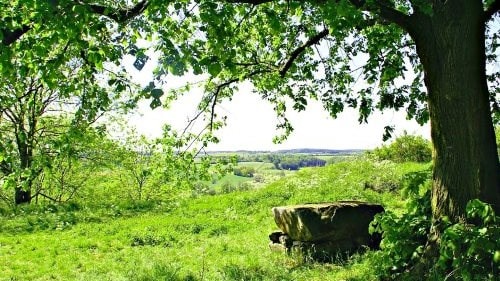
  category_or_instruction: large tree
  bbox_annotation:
[1,0,499,221]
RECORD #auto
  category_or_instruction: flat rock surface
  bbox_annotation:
[272,201,384,242]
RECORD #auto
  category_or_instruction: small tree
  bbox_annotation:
[118,134,165,201]
[0,44,128,204]
[33,125,113,203]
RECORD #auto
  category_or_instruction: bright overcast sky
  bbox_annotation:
[124,53,430,152]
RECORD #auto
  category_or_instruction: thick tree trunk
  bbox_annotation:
[411,2,500,221]
[15,188,31,204]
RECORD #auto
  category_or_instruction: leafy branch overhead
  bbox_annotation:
[0,1,149,46]
[1,0,498,138]
[171,0,426,139]
[279,28,329,78]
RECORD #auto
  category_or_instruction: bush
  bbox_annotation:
[372,168,499,280]
[220,182,236,194]
[253,174,265,183]
[371,168,433,280]
[371,133,432,163]
[237,182,252,191]
[437,199,499,280]
[233,166,255,177]
[363,161,401,192]
[192,182,216,197]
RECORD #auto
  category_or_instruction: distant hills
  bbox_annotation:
[275,148,365,154]
[209,148,365,155]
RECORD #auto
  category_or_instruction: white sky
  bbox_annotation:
[124,53,430,152]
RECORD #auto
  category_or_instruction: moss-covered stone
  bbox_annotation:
[271,201,384,258]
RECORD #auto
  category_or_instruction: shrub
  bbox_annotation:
[437,199,499,280]
[371,132,432,163]
[220,182,236,194]
[253,174,265,183]
[192,182,215,197]
[370,168,433,280]
[237,182,252,191]
[233,166,255,177]
[372,168,499,280]
[363,161,401,192]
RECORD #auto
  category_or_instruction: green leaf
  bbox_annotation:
[382,126,395,141]
[151,88,164,99]
[150,97,162,109]
[208,63,222,77]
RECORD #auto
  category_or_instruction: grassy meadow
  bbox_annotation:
[0,159,430,280]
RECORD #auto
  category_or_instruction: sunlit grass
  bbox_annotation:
[0,159,429,280]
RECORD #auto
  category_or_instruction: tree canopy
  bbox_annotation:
[1,1,498,128]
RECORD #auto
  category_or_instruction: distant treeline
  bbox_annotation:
[267,155,327,170]
[229,150,362,163]
[275,148,364,154]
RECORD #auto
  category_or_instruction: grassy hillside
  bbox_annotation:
[0,159,430,281]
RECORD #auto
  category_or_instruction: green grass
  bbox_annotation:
[0,159,430,280]
[237,162,276,170]
[213,174,253,186]
[211,162,292,191]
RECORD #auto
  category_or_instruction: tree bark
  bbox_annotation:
[14,125,34,205]
[410,1,500,221]
[15,188,31,204]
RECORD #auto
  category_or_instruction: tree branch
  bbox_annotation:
[87,0,150,23]
[377,4,406,21]
[208,70,268,130]
[344,0,412,31]
[226,0,274,5]
[181,69,270,138]
[279,28,329,77]
[372,0,412,31]
[36,192,58,202]
[485,0,500,21]
[1,25,31,46]
[1,1,149,46]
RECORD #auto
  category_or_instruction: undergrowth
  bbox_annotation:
[371,167,500,280]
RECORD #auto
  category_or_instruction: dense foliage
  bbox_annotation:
[233,166,256,177]
[372,169,500,280]
[266,154,327,170]
[371,168,433,279]
[277,156,327,171]
[370,133,432,163]
[437,200,500,280]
